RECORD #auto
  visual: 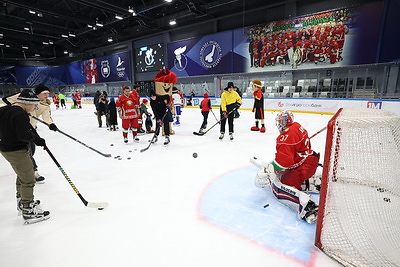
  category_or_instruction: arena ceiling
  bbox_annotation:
[0,0,293,63]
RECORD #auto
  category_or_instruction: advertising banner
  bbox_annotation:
[97,52,131,83]
[167,31,233,77]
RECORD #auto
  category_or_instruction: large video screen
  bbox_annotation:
[135,43,165,72]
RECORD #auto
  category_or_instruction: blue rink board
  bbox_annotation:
[199,166,319,264]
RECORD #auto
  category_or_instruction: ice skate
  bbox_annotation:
[134,136,140,143]
[164,136,170,146]
[219,133,224,140]
[301,200,318,224]
[229,133,234,140]
[124,137,128,143]
[17,198,40,216]
[34,171,45,184]
[151,136,158,143]
[20,201,50,225]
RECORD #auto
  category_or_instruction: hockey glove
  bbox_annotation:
[223,111,228,119]
[49,123,58,131]
[157,119,164,126]
[34,137,46,147]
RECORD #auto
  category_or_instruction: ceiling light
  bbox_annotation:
[24,27,30,31]
[37,12,43,17]
[169,19,176,25]
[107,37,113,42]
[69,33,76,37]
[128,6,134,13]
[64,50,68,54]
[35,54,40,57]
[96,22,103,27]
[5,44,10,47]
[115,15,123,20]
[87,24,93,28]
[42,41,49,45]
[22,46,29,49]
[0,33,3,37]
[49,41,53,44]
[165,0,173,2]
[61,34,68,38]
[29,10,36,14]
[0,43,4,46]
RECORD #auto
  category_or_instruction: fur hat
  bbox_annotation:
[252,80,262,88]
[16,89,40,105]
[203,93,209,98]
[34,84,50,95]
[154,68,177,84]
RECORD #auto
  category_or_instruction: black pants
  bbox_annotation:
[220,109,234,133]
[201,111,209,129]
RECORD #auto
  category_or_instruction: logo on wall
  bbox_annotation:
[174,46,188,71]
[200,40,222,69]
[144,48,155,65]
[367,101,382,109]
[101,60,110,78]
[116,56,126,78]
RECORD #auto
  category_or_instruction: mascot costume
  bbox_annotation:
[250,79,266,132]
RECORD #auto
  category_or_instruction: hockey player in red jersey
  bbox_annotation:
[253,110,320,223]
[116,86,141,143]
[73,91,82,109]
[52,93,60,109]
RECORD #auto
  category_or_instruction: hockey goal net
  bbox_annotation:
[315,107,400,267]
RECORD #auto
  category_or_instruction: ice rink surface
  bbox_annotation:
[0,103,342,267]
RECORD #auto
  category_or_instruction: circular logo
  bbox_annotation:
[174,54,188,71]
[200,40,222,69]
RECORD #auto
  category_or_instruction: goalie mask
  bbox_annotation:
[276,110,294,132]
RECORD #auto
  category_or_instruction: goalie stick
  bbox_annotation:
[193,108,237,136]
[30,115,112,158]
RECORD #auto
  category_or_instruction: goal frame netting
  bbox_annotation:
[315,107,400,267]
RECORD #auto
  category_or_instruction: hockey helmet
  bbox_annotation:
[275,110,294,132]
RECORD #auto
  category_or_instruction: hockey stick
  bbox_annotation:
[30,115,112,158]
[44,146,108,209]
[193,108,237,136]
[310,126,327,139]
[140,108,169,153]
[210,108,219,123]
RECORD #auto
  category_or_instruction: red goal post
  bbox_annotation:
[315,107,400,266]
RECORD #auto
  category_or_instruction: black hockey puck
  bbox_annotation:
[98,207,104,210]
[129,150,132,153]
[110,144,114,146]
[118,158,122,160]
[127,157,131,160]
[193,152,198,158]
[263,204,269,208]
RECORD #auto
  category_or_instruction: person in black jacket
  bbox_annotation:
[0,89,50,224]
[97,91,109,128]
[149,90,169,144]
[107,97,118,131]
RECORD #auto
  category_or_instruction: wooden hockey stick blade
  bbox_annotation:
[86,202,109,209]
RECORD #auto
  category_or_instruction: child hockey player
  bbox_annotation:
[199,93,211,133]
[116,86,141,143]
[250,79,266,132]
[140,98,154,133]
[52,93,60,109]
[172,87,182,126]
[254,110,320,223]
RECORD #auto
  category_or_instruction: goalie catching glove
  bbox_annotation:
[254,161,277,188]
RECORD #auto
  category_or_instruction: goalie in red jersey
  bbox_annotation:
[116,86,141,144]
[253,110,320,224]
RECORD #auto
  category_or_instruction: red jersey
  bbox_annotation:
[52,94,59,103]
[274,122,313,170]
[116,94,140,119]
[73,93,82,103]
